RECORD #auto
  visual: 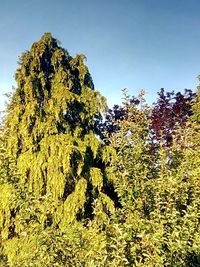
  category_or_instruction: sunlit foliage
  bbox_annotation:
[0,34,200,266]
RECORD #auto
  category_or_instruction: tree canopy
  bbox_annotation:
[0,33,118,265]
[0,33,200,266]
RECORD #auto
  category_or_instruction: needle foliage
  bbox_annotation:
[0,33,117,266]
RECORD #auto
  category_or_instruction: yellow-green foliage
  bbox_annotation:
[0,33,117,266]
[106,90,200,266]
[4,33,115,223]
[1,35,200,266]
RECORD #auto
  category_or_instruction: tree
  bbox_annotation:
[99,88,200,266]
[1,33,117,265]
[1,33,200,266]
[150,88,196,147]
[101,88,196,148]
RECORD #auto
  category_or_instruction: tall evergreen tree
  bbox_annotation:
[0,33,117,265]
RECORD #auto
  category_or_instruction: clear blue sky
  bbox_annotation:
[1,0,200,111]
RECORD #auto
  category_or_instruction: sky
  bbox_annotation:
[1,0,200,111]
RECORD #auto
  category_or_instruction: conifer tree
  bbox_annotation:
[0,33,117,265]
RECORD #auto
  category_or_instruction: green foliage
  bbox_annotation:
[0,33,117,266]
[106,90,200,266]
[0,34,200,266]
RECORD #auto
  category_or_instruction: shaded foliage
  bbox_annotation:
[100,88,196,147]
[151,88,196,146]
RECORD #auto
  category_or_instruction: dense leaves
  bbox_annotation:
[151,88,196,146]
[0,33,117,266]
[107,91,200,266]
[101,88,196,147]
[0,33,200,266]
